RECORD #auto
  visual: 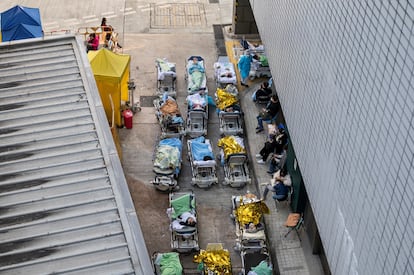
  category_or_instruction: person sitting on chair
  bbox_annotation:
[256,123,287,164]
[261,168,291,201]
[268,143,288,174]
[256,95,280,133]
[255,126,278,164]
[252,81,272,102]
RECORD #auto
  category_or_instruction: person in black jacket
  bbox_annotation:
[256,123,287,164]
[252,81,272,103]
[256,95,280,133]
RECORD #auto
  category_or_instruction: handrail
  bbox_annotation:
[77,26,113,40]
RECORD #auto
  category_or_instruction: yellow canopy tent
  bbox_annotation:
[88,48,130,127]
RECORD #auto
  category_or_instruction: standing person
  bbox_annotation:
[86,33,99,53]
[101,17,122,49]
[238,52,257,87]
[255,95,280,133]
[101,17,112,31]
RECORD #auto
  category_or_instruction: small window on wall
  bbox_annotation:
[294,158,297,171]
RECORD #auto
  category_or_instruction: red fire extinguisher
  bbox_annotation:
[123,109,133,129]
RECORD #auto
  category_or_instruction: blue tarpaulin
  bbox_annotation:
[1,5,42,42]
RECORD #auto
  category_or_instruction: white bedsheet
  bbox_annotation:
[214,62,237,85]
[156,58,176,80]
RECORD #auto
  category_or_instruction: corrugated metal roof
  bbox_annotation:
[0,35,153,274]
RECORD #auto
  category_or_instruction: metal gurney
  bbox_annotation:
[215,84,243,136]
[154,95,185,138]
[214,56,237,88]
[217,135,251,188]
[168,192,199,253]
[187,136,218,188]
[156,58,177,98]
[194,243,232,275]
[152,252,183,275]
[152,137,183,192]
[231,193,272,275]
[185,55,207,95]
[186,92,208,138]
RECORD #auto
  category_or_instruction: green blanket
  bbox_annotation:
[156,58,174,72]
[171,193,195,219]
[189,71,204,91]
[250,260,272,275]
[159,252,182,275]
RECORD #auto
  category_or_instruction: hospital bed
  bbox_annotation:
[152,252,183,275]
[231,194,272,275]
[186,92,208,138]
[194,243,232,275]
[156,58,177,98]
[187,136,218,188]
[215,85,243,136]
[154,95,185,138]
[240,248,272,275]
[185,55,207,95]
[151,137,182,192]
[249,55,272,80]
[214,56,237,88]
[168,192,199,253]
[217,135,251,188]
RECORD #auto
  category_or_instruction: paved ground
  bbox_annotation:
[119,23,325,275]
[119,31,324,274]
[1,1,325,274]
[119,31,249,273]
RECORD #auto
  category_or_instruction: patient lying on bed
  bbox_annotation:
[188,57,205,74]
[172,211,197,230]
[188,58,206,92]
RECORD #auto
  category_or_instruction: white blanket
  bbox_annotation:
[214,62,237,85]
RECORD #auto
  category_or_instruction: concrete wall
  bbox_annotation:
[232,0,258,34]
[250,1,414,274]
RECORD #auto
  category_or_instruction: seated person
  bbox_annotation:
[255,126,279,164]
[268,143,288,175]
[188,57,205,74]
[256,95,281,133]
[252,81,272,102]
[261,168,291,201]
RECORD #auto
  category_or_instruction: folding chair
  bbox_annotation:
[284,213,304,241]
